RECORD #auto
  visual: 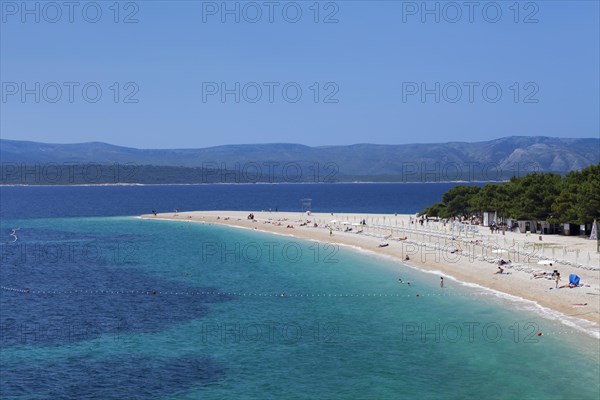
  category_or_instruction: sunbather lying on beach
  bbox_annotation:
[378,243,389,248]
[552,284,590,289]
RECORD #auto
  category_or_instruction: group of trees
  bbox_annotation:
[421,163,600,225]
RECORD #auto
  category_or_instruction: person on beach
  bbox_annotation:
[496,267,504,274]
[440,277,444,288]
[555,273,561,288]
[329,228,333,237]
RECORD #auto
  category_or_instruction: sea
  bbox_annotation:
[1,184,599,400]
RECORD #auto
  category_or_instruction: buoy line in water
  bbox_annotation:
[0,286,587,339]
[0,285,503,298]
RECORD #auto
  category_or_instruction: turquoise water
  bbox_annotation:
[1,216,599,399]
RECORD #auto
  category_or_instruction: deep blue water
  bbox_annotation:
[0,183,476,220]
[1,185,599,399]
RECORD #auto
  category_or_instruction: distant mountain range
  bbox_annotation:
[1,136,598,184]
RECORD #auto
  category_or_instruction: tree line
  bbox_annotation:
[420,163,600,224]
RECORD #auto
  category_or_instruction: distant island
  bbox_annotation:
[1,136,598,185]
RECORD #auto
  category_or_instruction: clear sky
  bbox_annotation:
[1,0,598,148]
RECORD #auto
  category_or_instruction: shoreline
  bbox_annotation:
[0,180,506,187]
[140,210,600,338]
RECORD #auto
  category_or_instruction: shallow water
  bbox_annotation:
[1,216,598,399]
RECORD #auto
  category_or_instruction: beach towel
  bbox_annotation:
[569,274,580,286]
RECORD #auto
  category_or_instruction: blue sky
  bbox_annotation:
[1,0,599,148]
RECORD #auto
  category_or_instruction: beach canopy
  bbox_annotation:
[330,220,338,223]
[569,274,580,285]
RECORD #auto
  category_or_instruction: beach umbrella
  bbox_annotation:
[590,220,598,241]
[537,260,553,265]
